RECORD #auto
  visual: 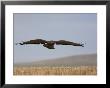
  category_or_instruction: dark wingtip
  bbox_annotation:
[80,42,85,47]
[80,43,84,47]
[15,43,18,45]
[19,43,24,45]
[15,43,24,45]
[82,44,84,47]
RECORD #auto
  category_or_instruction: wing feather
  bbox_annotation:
[55,40,84,47]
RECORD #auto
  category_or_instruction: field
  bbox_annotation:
[14,54,97,75]
[14,66,97,75]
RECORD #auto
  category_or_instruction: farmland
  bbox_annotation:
[14,66,96,75]
[14,54,97,75]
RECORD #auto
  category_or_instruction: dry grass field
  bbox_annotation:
[14,54,97,75]
[13,66,97,75]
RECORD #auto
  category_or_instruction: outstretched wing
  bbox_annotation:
[16,39,47,45]
[55,40,84,47]
[16,39,84,49]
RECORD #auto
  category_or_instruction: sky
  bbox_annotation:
[14,13,97,63]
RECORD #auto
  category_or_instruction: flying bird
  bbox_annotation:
[16,39,84,49]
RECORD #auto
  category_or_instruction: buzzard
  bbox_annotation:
[16,39,84,49]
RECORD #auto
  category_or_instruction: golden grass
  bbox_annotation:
[14,66,97,75]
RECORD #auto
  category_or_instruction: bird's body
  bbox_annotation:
[43,42,55,49]
[16,39,84,49]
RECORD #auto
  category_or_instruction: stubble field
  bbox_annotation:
[14,66,97,75]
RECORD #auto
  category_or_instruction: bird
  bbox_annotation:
[15,39,84,49]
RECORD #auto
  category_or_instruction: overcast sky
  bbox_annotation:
[14,13,97,63]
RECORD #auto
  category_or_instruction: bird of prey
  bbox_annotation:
[16,39,84,49]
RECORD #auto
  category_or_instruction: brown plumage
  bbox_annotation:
[16,39,84,49]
